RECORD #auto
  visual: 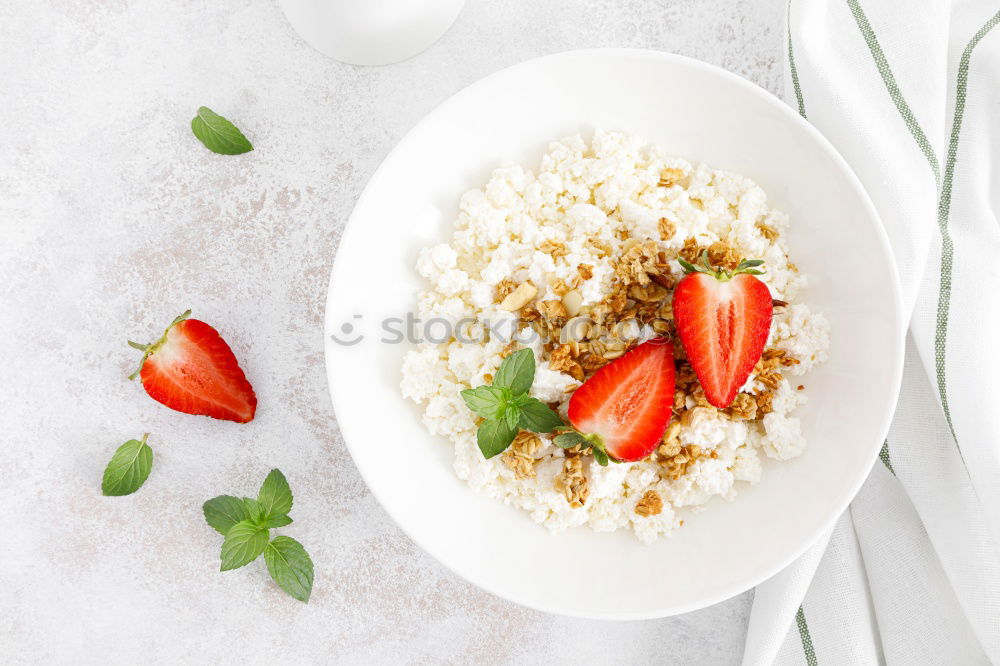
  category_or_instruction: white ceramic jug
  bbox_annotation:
[279,0,465,66]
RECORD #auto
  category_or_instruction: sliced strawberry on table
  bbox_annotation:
[128,310,257,423]
[672,253,773,409]
[564,338,676,463]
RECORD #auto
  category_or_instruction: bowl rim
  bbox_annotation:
[324,47,906,619]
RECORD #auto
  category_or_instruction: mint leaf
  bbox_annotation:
[264,536,314,602]
[502,404,521,431]
[460,385,508,420]
[517,398,564,432]
[258,469,293,518]
[243,497,266,524]
[553,432,589,449]
[191,106,253,155]
[203,495,251,535]
[509,392,532,408]
[101,434,153,496]
[592,447,610,466]
[264,514,293,529]
[220,520,269,571]
[492,349,535,395]
[477,419,517,458]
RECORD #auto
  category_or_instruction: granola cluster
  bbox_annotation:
[554,455,589,508]
[496,231,804,504]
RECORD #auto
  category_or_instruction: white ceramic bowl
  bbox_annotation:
[324,49,904,618]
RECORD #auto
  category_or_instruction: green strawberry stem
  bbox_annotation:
[678,251,765,281]
[553,427,613,465]
[127,309,192,380]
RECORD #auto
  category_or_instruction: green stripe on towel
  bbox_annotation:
[796,605,818,665]
[935,11,1000,438]
[846,0,940,182]
[879,440,895,475]
[787,1,807,118]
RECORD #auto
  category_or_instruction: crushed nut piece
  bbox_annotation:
[725,393,758,420]
[483,373,493,384]
[500,281,537,311]
[499,341,518,359]
[555,456,589,507]
[539,239,569,258]
[495,279,518,302]
[649,271,677,290]
[681,405,717,429]
[561,289,583,317]
[550,343,585,381]
[562,316,592,342]
[660,444,706,480]
[628,282,668,303]
[537,299,569,321]
[520,305,541,322]
[578,352,608,374]
[679,237,704,264]
[634,490,664,516]
[502,431,541,480]
[587,238,612,257]
[658,440,683,458]
[675,362,699,394]
[707,240,741,271]
[658,167,684,187]
[756,369,783,390]
[658,217,677,240]
[615,240,660,286]
[577,264,594,281]
[756,221,779,242]
[755,390,775,417]
[797,384,805,390]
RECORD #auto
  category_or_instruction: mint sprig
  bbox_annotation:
[460,349,565,459]
[101,434,153,496]
[203,469,314,602]
[191,106,253,155]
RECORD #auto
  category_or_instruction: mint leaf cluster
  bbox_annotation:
[460,349,565,458]
[203,469,314,602]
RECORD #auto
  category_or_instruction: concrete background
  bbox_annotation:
[1,0,786,662]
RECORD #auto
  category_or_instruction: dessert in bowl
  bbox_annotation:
[401,130,830,544]
[325,50,903,617]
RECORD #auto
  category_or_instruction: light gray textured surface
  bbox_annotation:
[0,0,785,663]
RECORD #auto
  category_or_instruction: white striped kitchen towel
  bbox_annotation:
[742,1,1000,664]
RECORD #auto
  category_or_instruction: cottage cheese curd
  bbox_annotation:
[400,130,829,543]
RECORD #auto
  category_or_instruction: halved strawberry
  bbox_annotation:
[128,310,257,423]
[672,254,773,408]
[565,338,676,463]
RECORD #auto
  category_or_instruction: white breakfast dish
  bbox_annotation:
[325,49,904,618]
[401,129,830,544]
